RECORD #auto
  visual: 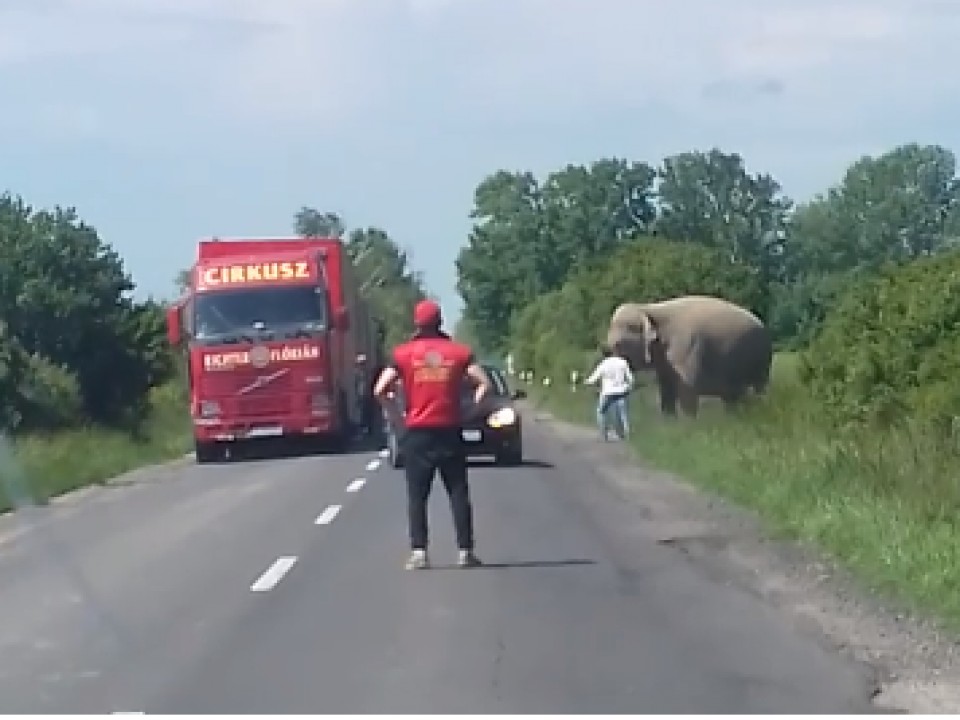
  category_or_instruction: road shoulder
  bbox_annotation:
[528,403,960,714]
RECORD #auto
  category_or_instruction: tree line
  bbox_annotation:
[456,144,960,436]
[0,194,171,433]
[0,198,425,436]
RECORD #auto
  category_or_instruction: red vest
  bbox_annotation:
[392,335,473,429]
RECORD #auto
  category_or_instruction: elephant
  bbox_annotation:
[605,295,773,417]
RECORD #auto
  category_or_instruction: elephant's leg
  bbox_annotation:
[665,338,702,419]
[752,371,770,395]
[656,367,678,416]
[721,385,746,411]
[751,353,772,395]
[678,382,699,417]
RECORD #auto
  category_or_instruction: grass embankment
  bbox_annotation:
[1,381,192,512]
[529,353,960,628]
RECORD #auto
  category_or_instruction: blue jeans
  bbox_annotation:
[596,392,630,439]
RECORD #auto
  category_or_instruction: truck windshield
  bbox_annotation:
[192,285,328,343]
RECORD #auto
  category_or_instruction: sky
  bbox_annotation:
[1,0,958,322]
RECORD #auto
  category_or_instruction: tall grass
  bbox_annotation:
[533,353,960,627]
[1,381,191,512]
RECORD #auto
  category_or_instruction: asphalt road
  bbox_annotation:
[0,415,878,713]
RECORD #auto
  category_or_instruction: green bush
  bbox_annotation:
[7,379,191,509]
[800,248,960,436]
[18,354,84,430]
[0,322,26,432]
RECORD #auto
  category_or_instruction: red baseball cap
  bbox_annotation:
[413,299,442,327]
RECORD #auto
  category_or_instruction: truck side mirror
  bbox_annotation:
[335,306,350,330]
[166,306,182,346]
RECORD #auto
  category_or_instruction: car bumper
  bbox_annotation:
[383,421,522,458]
[459,424,521,457]
[192,410,335,442]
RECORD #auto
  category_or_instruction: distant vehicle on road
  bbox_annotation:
[385,364,526,468]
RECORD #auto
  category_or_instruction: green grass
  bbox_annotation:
[529,353,960,629]
[0,381,192,512]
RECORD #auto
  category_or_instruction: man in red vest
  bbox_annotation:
[373,300,492,569]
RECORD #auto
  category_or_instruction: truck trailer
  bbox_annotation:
[166,236,385,463]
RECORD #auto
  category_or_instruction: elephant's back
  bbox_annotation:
[648,295,765,338]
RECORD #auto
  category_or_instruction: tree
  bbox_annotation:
[345,227,426,349]
[291,207,428,346]
[771,144,960,347]
[456,160,657,353]
[174,269,191,296]
[789,144,960,276]
[538,158,657,291]
[456,171,545,352]
[294,207,345,237]
[0,194,172,427]
[656,148,792,305]
[800,247,960,433]
[0,319,27,432]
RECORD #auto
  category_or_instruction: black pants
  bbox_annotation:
[401,427,474,551]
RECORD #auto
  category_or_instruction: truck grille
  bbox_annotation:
[201,369,295,396]
[238,395,290,416]
[231,370,295,394]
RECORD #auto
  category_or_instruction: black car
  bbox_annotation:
[385,364,526,468]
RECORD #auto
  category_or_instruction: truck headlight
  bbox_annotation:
[199,400,220,418]
[487,407,516,428]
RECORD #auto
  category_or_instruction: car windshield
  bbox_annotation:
[460,366,509,402]
[192,285,328,344]
[483,366,511,396]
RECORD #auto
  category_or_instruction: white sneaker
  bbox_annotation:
[405,549,429,570]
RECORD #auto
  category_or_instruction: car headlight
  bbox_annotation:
[487,407,517,428]
[199,400,220,418]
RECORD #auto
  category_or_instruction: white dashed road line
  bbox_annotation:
[379,448,390,458]
[345,478,366,493]
[250,556,297,592]
[366,459,381,472]
[314,504,342,525]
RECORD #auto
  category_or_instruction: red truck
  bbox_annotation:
[166,236,385,462]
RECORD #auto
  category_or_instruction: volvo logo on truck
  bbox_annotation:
[249,345,270,369]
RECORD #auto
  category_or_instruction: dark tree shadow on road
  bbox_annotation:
[430,559,597,570]
[466,459,554,469]
[201,431,387,465]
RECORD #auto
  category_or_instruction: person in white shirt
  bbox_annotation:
[583,346,634,441]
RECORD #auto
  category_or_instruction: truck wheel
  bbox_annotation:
[195,440,219,464]
[388,431,404,468]
[496,448,522,466]
[332,392,353,451]
[366,400,384,441]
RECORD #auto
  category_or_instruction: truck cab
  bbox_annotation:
[167,237,379,462]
